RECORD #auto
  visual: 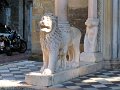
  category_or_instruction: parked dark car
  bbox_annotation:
[0,24,27,56]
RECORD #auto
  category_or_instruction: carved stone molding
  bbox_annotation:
[85,18,99,28]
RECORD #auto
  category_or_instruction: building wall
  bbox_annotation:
[102,0,120,69]
[32,0,54,54]
[0,0,24,37]
[0,11,6,24]
[18,0,23,38]
[68,0,88,52]
[0,0,32,52]
[10,0,19,30]
[68,0,88,40]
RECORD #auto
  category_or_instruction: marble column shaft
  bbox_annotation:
[84,0,99,52]
[55,0,68,22]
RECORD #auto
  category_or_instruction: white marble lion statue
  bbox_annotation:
[39,14,81,75]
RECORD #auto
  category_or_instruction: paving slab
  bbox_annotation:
[0,60,119,90]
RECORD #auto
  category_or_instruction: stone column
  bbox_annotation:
[80,0,102,62]
[27,2,33,53]
[55,0,70,30]
[55,0,71,69]
[102,0,112,60]
[102,0,112,69]
[19,0,23,37]
[55,0,67,22]
[112,0,118,59]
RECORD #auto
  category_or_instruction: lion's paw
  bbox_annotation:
[42,69,53,75]
[40,66,46,73]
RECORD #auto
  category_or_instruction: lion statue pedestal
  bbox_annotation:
[25,14,82,88]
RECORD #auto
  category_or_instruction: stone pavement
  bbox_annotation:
[0,52,29,63]
[0,60,41,90]
[0,60,120,90]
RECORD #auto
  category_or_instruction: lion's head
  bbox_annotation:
[39,14,57,33]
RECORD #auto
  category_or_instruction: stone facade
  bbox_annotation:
[103,0,120,68]
[68,0,88,43]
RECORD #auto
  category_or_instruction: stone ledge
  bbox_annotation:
[80,52,103,63]
[104,60,120,69]
[25,61,103,89]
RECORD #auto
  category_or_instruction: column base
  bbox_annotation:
[80,52,103,63]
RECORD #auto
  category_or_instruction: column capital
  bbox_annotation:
[85,18,99,28]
